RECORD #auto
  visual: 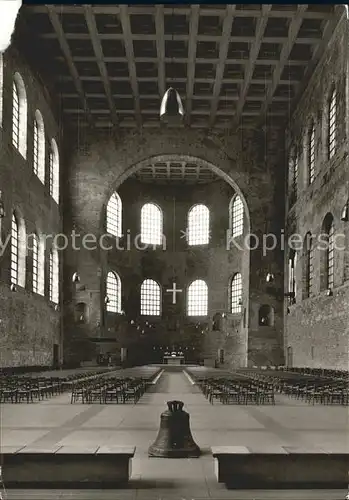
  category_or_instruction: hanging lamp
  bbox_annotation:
[159,8,184,124]
[160,87,184,124]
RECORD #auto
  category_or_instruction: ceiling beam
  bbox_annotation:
[255,5,308,125]
[55,55,310,66]
[84,5,119,128]
[209,5,235,127]
[31,4,331,20]
[155,5,166,98]
[46,6,93,127]
[232,5,272,127]
[185,5,200,125]
[119,5,142,128]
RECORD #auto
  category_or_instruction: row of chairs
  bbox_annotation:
[70,376,149,404]
[0,369,110,404]
[0,377,63,403]
[196,376,275,405]
[242,369,349,406]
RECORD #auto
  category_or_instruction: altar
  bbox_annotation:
[163,352,184,365]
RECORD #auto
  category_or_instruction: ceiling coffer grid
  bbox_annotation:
[22,4,341,130]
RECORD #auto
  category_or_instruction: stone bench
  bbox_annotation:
[1,445,135,487]
[211,446,349,488]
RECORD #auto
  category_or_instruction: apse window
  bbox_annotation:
[328,87,337,159]
[187,204,210,245]
[230,273,242,313]
[230,195,244,237]
[141,279,161,316]
[106,192,122,238]
[187,279,208,316]
[106,271,121,313]
[141,203,163,245]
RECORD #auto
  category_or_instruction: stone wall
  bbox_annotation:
[284,17,349,370]
[0,47,62,367]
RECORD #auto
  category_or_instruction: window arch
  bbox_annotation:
[141,203,163,245]
[11,211,26,288]
[321,213,334,290]
[12,72,27,158]
[307,122,315,185]
[230,273,242,313]
[106,271,121,313]
[49,138,59,203]
[328,86,337,159]
[106,192,122,237]
[141,279,161,316]
[230,195,244,237]
[187,279,208,316]
[33,110,45,183]
[187,204,209,245]
[49,247,59,304]
[304,232,314,298]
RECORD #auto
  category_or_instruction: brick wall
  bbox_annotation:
[285,17,349,370]
[0,47,62,367]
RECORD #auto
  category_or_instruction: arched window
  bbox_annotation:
[49,248,59,304]
[328,87,337,159]
[307,123,315,185]
[304,232,314,298]
[12,73,27,158]
[230,273,242,313]
[106,192,122,237]
[32,234,39,293]
[33,110,45,183]
[49,138,59,203]
[106,271,121,313]
[289,150,298,204]
[288,249,297,301]
[230,195,244,237]
[11,213,19,286]
[31,233,45,295]
[187,279,208,316]
[187,204,209,245]
[11,212,26,288]
[141,279,161,316]
[141,203,163,245]
[321,214,334,290]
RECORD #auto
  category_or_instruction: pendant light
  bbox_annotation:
[159,8,185,124]
[160,87,184,124]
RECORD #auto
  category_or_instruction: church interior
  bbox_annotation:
[0,3,348,499]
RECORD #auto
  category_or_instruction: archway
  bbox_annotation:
[101,154,251,368]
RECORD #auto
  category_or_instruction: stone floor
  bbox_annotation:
[1,367,348,499]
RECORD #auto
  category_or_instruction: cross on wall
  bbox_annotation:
[166,283,183,304]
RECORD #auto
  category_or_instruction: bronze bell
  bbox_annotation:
[148,400,200,458]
